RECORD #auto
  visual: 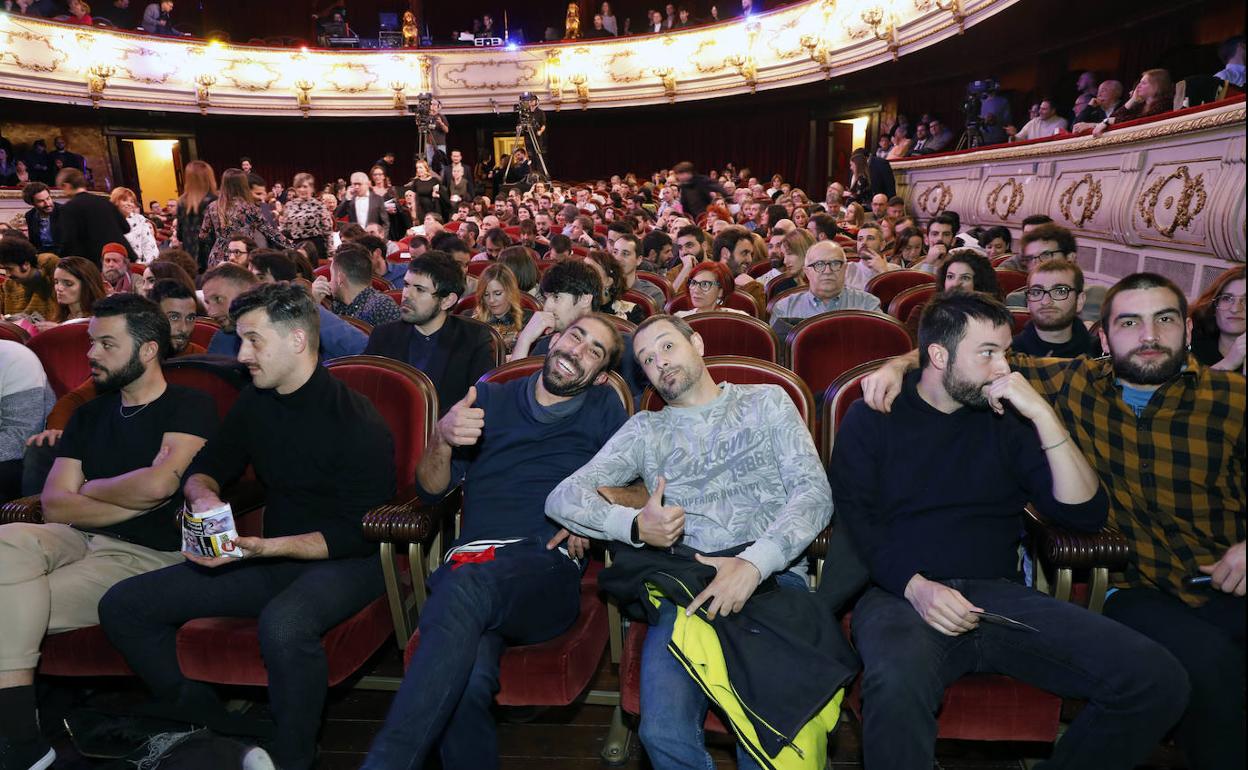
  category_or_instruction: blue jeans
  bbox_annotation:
[851,579,1190,770]
[98,555,384,770]
[362,539,582,770]
[639,570,808,770]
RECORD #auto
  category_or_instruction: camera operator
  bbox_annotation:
[518,93,547,153]
[425,99,450,171]
[977,81,1011,145]
[497,147,533,194]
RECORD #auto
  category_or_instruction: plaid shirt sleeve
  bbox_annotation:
[1010,352,1247,606]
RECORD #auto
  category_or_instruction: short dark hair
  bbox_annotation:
[928,213,958,233]
[540,260,603,311]
[56,168,86,189]
[607,221,633,237]
[1100,272,1187,330]
[93,293,173,362]
[353,234,387,256]
[808,213,839,241]
[21,181,50,206]
[247,173,266,189]
[1020,222,1077,256]
[981,226,1012,250]
[499,246,539,291]
[887,196,905,207]
[764,204,788,228]
[675,224,706,243]
[564,313,625,373]
[710,226,752,262]
[226,234,257,253]
[429,232,465,253]
[149,279,196,305]
[228,282,321,352]
[202,261,259,289]
[332,243,374,286]
[934,210,961,233]
[639,230,669,260]
[339,223,367,240]
[917,291,1013,368]
[1218,35,1243,65]
[408,251,466,300]
[249,249,297,282]
[0,235,38,269]
[484,228,513,249]
[1021,214,1054,229]
[549,233,572,253]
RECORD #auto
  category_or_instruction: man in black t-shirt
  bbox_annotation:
[1011,258,1099,358]
[101,283,395,770]
[0,295,214,770]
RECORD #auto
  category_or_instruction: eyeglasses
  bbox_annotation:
[1214,293,1246,309]
[1025,285,1076,301]
[688,279,719,292]
[226,249,248,256]
[1025,249,1064,264]
[805,260,846,274]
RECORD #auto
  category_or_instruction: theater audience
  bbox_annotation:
[709,226,765,309]
[864,271,1246,770]
[0,340,51,501]
[1189,265,1245,371]
[892,227,925,267]
[613,233,664,308]
[839,291,1186,769]
[99,242,134,294]
[362,314,627,769]
[1008,98,1068,141]
[759,227,813,297]
[585,250,645,324]
[172,161,217,273]
[280,172,333,262]
[199,169,289,269]
[57,168,134,268]
[845,222,901,290]
[979,225,1012,262]
[0,295,213,770]
[1094,69,1175,137]
[1215,35,1245,88]
[352,234,406,290]
[675,260,744,318]
[21,182,61,255]
[547,312,836,769]
[313,243,401,328]
[100,283,395,770]
[472,263,532,353]
[1072,80,1125,132]
[498,245,541,298]
[1000,222,1076,274]
[769,241,880,337]
[1012,258,1099,358]
[0,236,58,321]
[364,252,496,416]
[43,256,106,331]
[937,249,1000,298]
[913,213,957,274]
[110,187,159,263]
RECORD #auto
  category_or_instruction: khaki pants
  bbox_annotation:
[0,522,182,671]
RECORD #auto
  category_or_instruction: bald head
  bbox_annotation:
[871,193,888,218]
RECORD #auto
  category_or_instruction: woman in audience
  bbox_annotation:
[200,168,290,268]
[11,159,31,186]
[879,217,897,252]
[585,249,645,323]
[841,201,866,234]
[473,263,532,354]
[34,256,105,331]
[886,124,914,159]
[764,227,814,298]
[444,163,472,214]
[280,172,333,262]
[136,259,196,300]
[791,205,810,231]
[981,225,1013,262]
[110,187,159,263]
[175,160,217,274]
[847,153,872,205]
[66,0,92,24]
[1094,69,1174,136]
[498,246,541,298]
[891,226,926,267]
[676,261,745,317]
[406,159,443,222]
[1190,265,1246,371]
[938,248,1002,298]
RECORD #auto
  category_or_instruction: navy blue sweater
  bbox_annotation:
[419,372,628,547]
[830,371,1108,596]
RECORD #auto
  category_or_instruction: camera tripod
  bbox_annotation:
[956,123,984,152]
[500,119,550,187]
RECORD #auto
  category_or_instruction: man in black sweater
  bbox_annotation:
[674,161,726,220]
[363,252,497,416]
[55,168,134,266]
[100,283,396,770]
[1011,257,1099,358]
[832,292,1187,769]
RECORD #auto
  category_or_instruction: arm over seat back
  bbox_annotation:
[886,283,937,323]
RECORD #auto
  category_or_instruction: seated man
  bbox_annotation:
[0,236,58,321]
[312,242,401,328]
[99,283,396,770]
[361,314,628,769]
[546,314,832,770]
[100,243,134,293]
[838,291,1187,768]
[0,295,213,770]
[364,252,496,416]
[706,226,764,306]
[1012,258,1099,358]
[769,241,881,338]
[612,234,665,309]
[845,222,900,290]
[999,221,1075,275]
[353,234,407,290]
[862,274,1245,769]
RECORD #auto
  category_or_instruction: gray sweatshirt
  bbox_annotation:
[545,382,832,579]
[0,341,54,462]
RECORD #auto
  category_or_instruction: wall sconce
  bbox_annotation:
[418,56,433,92]
[86,63,115,107]
[860,6,899,60]
[800,34,832,77]
[294,78,314,117]
[545,49,563,104]
[653,66,676,102]
[194,73,216,115]
[568,72,589,108]
[935,0,966,32]
[389,81,407,111]
[725,54,758,93]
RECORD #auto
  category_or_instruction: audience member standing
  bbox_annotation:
[280,172,333,261]
[335,172,390,231]
[21,182,62,255]
[174,160,217,274]
[110,187,159,263]
[56,168,134,267]
[200,168,290,269]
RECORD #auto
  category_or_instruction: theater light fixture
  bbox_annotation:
[390,80,407,111]
[568,72,589,109]
[800,34,832,77]
[86,62,115,107]
[860,5,899,60]
[294,78,314,117]
[194,72,216,114]
[653,66,677,102]
[934,0,967,32]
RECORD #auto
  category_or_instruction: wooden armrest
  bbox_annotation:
[806,525,832,560]
[363,487,463,545]
[0,495,42,525]
[596,479,649,508]
[1025,506,1131,572]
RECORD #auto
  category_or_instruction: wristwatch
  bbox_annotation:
[630,515,642,545]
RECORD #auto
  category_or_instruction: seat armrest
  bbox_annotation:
[0,495,42,525]
[363,486,463,545]
[1025,506,1131,572]
[806,525,832,560]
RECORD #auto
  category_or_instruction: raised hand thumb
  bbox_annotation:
[650,476,667,503]
[459,386,478,408]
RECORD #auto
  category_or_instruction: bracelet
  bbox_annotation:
[1040,435,1070,452]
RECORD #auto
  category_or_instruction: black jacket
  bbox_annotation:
[335,192,390,230]
[867,155,896,199]
[599,544,860,758]
[24,203,63,255]
[679,174,727,219]
[58,190,134,266]
[363,314,497,417]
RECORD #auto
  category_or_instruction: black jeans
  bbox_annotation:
[851,580,1190,770]
[361,539,582,770]
[1104,587,1245,770]
[98,555,384,770]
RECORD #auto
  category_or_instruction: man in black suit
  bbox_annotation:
[363,251,496,417]
[56,168,134,266]
[22,182,63,255]
[335,172,389,231]
[441,149,474,203]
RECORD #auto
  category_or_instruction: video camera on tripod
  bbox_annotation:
[408,93,438,132]
[957,78,1000,150]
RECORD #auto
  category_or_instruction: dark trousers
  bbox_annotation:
[1104,587,1245,770]
[98,555,384,770]
[851,580,1189,770]
[361,539,582,770]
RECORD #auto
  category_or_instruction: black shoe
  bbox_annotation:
[0,736,56,770]
[63,708,193,760]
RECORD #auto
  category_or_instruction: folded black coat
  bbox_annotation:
[599,543,860,759]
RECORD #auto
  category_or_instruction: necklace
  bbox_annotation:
[119,401,154,419]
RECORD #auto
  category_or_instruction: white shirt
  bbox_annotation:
[354,195,370,226]
[1013,115,1068,141]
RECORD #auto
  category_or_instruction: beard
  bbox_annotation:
[1031,303,1079,332]
[92,348,146,393]
[103,268,124,284]
[942,363,992,410]
[654,363,697,403]
[1109,340,1186,385]
[400,301,439,326]
[542,350,598,397]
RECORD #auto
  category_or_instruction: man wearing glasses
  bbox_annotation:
[1000,222,1075,273]
[769,241,880,338]
[1012,257,1100,358]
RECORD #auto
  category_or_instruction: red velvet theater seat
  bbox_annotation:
[684,311,781,363]
[887,283,937,324]
[864,269,936,311]
[27,321,92,398]
[189,318,220,350]
[787,311,914,403]
[0,318,30,343]
[635,271,673,301]
[995,269,1030,296]
[621,289,656,320]
[664,291,760,318]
